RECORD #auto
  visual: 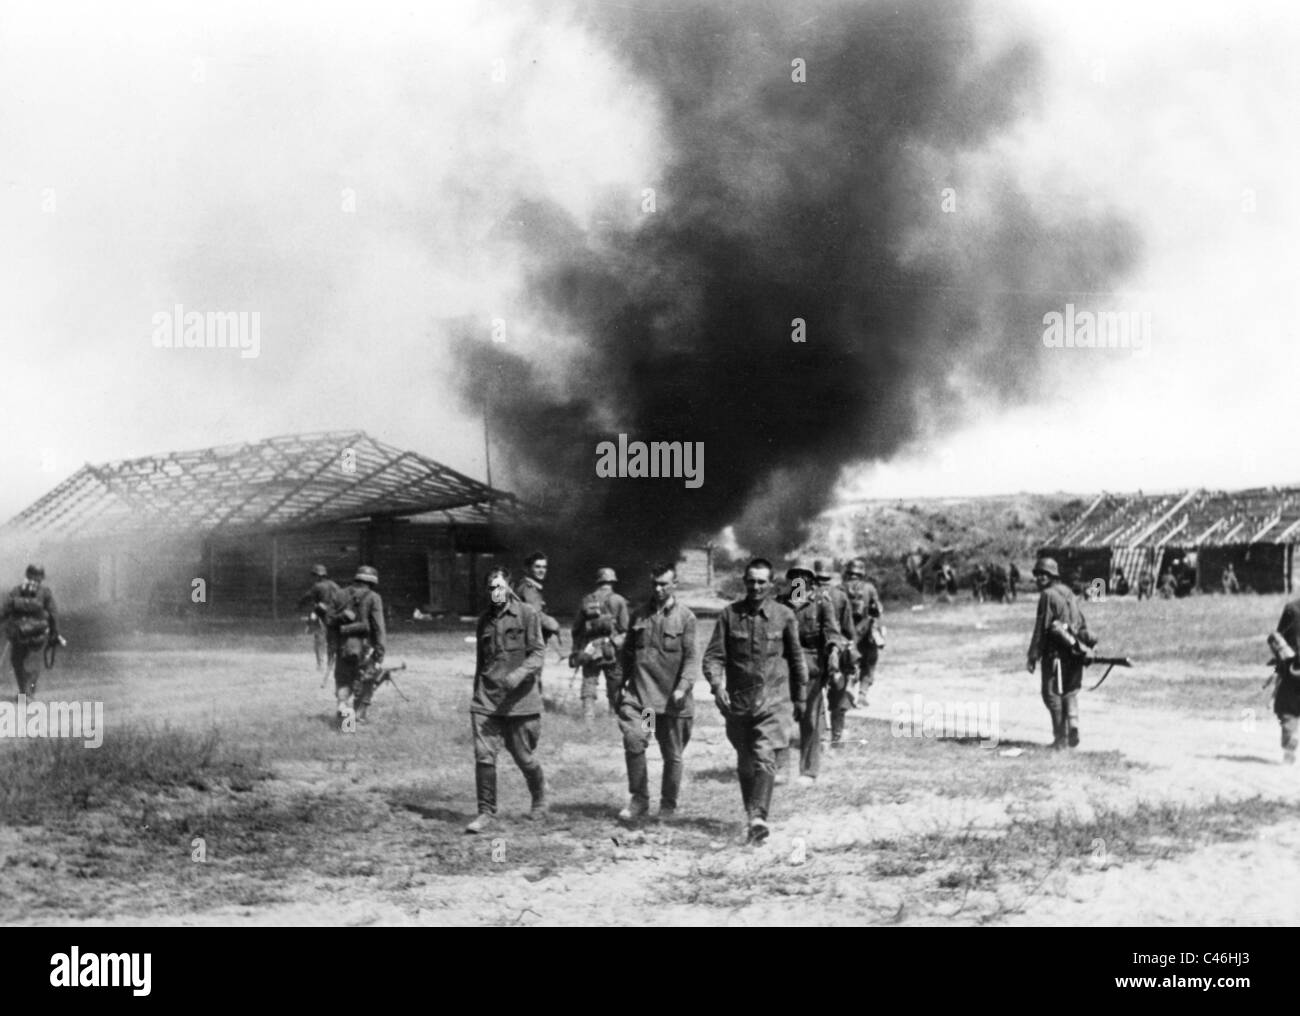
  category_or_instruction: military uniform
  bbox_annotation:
[1,569,58,697]
[617,596,697,816]
[471,596,547,821]
[843,561,883,711]
[1026,558,1090,748]
[514,575,561,642]
[332,568,386,724]
[571,570,630,716]
[774,567,848,780]
[1271,598,1300,763]
[1007,562,1021,601]
[298,568,341,673]
[703,594,808,835]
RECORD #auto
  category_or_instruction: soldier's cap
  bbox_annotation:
[1032,557,1060,579]
[25,564,44,580]
[785,560,815,580]
[355,565,380,585]
[311,564,328,577]
[813,559,835,580]
[595,567,618,583]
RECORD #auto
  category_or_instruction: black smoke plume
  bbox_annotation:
[453,0,1138,586]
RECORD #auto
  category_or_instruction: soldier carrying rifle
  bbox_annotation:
[330,565,386,728]
[298,564,341,681]
[1026,556,1092,749]
[1266,598,1300,764]
[569,567,629,721]
[1,564,61,699]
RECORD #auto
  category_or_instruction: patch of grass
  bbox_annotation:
[0,723,269,824]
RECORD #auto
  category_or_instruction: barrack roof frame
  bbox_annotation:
[3,430,520,540]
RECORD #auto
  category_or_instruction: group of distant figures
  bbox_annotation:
[905,552,1246,604]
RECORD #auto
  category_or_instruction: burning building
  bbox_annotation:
[0,432,520,620]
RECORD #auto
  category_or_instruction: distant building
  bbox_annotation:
[1041,487,1300,595]
[0,431,523,619]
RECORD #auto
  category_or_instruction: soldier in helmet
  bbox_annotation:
[331,565,386,727]
[774,560,851,783]
[1026,556,1092,749]
[570,567,630,720]
[1,564,60,698]
[842,558,883,712]
[297,564,341,678]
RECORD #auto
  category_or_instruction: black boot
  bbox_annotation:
[523,765,547,820]
[475,763,497,816]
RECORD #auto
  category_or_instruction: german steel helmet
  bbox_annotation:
[311,563,328,577]
[845,558,867,577]
[813,559,835,580]
[595,567,618,583]
[25,564,45,580]
[1032,556,1060,579]
[786,559,815,580]
[355,565,380,585]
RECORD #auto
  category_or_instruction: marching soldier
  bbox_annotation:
[1268,597,1300,764]
[297,564,341,678]
[703,558,808,844]
[514,552,562,654]
[842,558,883,712]
[1,564,60,698]
[570,567,630,720]
[467,568,547,833]
[1026,556,1092,749]
[615,563,698,823]
[774,561,848,783]
[812,559,858,745]
[332,565,386,727]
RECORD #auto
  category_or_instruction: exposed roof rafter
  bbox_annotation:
[2,431,519,540]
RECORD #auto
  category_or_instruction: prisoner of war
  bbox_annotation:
[702,558,808,845]
[467,568,547,834]
[614,563,698,823]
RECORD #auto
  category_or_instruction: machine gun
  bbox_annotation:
[1047,620,1134,691]
[352,650,409,719]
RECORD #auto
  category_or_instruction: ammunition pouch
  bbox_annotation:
[12,615,49,646]
[338,620,370,637]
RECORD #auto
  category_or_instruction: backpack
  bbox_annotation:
[332,585,376,661]
[8,586,50,646]
[580,591,614,637]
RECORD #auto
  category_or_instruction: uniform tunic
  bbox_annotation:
[1,582,58,696]
[617,596,698,809]
[1027,580,1089,737]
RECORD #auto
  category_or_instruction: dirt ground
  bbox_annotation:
[2,591,1297,926]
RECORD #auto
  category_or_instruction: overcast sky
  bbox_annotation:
[1,0,1296,526]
